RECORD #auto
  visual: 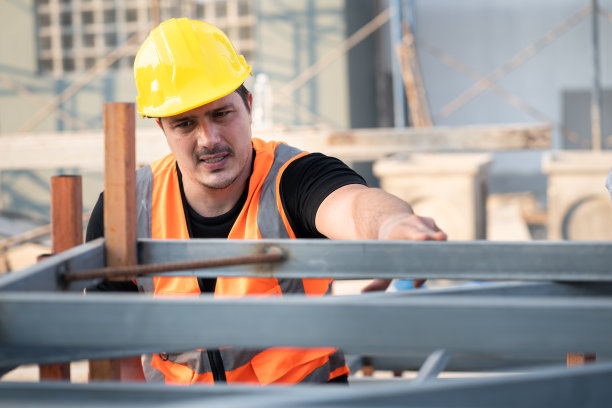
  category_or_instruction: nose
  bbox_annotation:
[195,121,221,149]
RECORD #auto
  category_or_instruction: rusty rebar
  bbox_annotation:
[63,249,285,282]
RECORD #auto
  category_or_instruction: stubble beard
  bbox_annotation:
[199,171,240,190]
[195,146,251,191]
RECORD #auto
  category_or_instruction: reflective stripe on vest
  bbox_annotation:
[134,138,347,384]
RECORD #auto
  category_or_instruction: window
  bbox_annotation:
[83,33,95,46]
[61,34,73,49]
[125,9,138,22]
[215,2,227,18]
[238,25,251,40]
[103,9,115,24]
[104,32,117,47]
[84,57,96,69]
[39,13,51,27]
[60,11,72,26]
[40,36,52,50]
[82,11,94,25]
[62,57,74,71]
[237,1,250,17]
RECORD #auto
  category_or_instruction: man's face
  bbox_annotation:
[159,91,253,191]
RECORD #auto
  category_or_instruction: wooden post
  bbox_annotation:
[39,175,83,381]
[396,22,432,128]
[88,102,143,382]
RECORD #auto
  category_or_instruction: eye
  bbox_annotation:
[174,119,193,129]
[213,110,232,119]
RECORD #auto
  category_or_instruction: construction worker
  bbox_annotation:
[86,18,446,385]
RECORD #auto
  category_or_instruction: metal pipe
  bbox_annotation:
[62,250,285,282]
[591,0,603,151]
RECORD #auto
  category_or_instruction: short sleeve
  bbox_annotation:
[279,153,367,238]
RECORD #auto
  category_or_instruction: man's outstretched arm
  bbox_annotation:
[315,184,446,241]
[315,184,446,291]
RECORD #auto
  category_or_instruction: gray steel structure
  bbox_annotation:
[1,238,612,407]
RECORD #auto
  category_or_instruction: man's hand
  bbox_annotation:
[315,185,447,292]
[363,214,446,293]
[378,213,447,241]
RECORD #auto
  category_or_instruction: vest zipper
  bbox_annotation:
[207,350,227,383]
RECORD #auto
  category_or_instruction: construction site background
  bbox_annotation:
[0,0,611,381]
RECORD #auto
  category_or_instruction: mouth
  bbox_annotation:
[200,155,226,164]
[197,152,231,170]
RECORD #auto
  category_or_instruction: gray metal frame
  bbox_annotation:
[2,238,612,407]
[3,238,612,292]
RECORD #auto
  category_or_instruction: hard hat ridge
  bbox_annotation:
[134,18,252,118]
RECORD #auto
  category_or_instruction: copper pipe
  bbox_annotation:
[63,250,285,282]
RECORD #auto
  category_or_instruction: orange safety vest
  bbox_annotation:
[134,138,349,385]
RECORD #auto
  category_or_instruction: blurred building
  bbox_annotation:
[0,0,396,134]
[0,0,611,234]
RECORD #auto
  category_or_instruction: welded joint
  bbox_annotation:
[264,245,285,260]
[412,349,452,384]
[252,245,286,276]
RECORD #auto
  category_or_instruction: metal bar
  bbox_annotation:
[5,240,612,292]
[2,361,612,408]
[63,251,284,282]
[390,0,407,128]
[136,239,612,282]
[412,349,452,383]
[591,0,603,151]
[363,354,559,372]
[2,293,612,366]
[0,239,105,292]
[382,282,612,298]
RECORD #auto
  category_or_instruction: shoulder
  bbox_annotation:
[283,152,365,181]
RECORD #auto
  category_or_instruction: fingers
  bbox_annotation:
[361,279,392,293]
[379,214,447,241]
[413,279,426,288]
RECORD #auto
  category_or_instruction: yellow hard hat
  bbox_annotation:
[134,18,251,117]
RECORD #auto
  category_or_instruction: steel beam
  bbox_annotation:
[1,361,612,407]
[1,292,612,366]
[375,281,612,298]
[4,240,612,292]
[412,349,452,383]
[358,354,559,372]
[136,239,612,282]
[0,239,105,292]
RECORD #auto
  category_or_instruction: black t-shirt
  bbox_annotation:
[86,151,366,292]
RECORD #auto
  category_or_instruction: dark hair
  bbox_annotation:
[235,84,251,113]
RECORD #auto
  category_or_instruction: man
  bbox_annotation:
[87,18,446,385]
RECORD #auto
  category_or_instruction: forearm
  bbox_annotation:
[350,187,415,239]
[316,184,446,241]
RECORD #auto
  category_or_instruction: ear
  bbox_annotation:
[248,92,253,124]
